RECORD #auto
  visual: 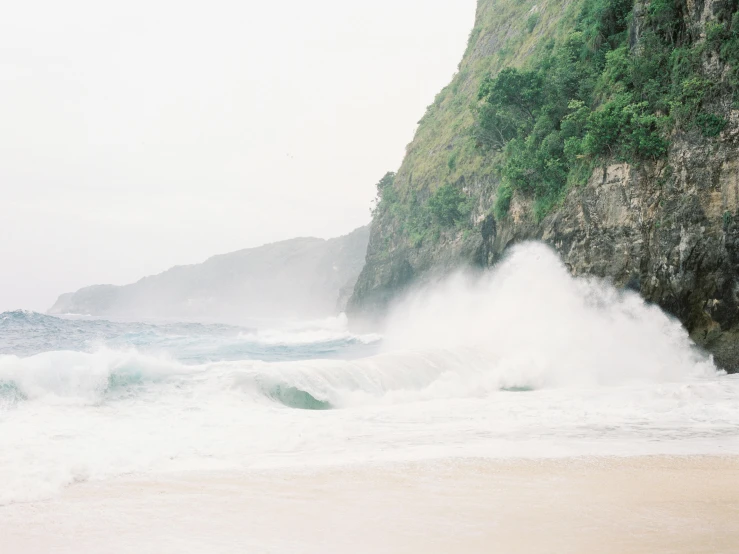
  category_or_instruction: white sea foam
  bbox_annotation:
[230,243,719,408]
[382,242,717,386]
[0,348,197,403]
[0,242,737,505]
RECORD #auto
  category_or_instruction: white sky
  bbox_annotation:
[0,0,476,312]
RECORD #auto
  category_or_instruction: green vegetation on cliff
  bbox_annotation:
[370,0,583,245]
[371,0,739,238]
[479,0,739,219]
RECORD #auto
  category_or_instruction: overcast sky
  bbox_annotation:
[0,0,476,312]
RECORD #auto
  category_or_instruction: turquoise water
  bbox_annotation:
[0,310,378,410]
[0,310,377,364]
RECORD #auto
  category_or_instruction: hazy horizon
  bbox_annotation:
[0,0,476,312]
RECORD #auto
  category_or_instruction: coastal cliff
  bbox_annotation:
[50,226,369,321]
[349,0,739,371]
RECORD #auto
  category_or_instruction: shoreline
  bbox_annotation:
[2,455,738,553]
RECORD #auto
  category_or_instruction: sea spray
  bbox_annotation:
[0,243,720,407]
[0,243,736,506]
[381,242,717,387]
[226,243,719,407]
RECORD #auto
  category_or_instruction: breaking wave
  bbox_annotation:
[1,243,737,507]
[238,314,381,346]
[243,243,720,408]
[0,349,197,404]
[0,243,720,411]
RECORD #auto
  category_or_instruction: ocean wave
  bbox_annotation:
[0,309,378,364]
[238,314,381,346]
[0,244,721,412]
[237,329,381,346]
[0,244,737,507]
[0,349,199,404]
[232,243,719,408]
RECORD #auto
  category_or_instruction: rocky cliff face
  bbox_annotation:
[51,226,370,322]
[349,0,739,372]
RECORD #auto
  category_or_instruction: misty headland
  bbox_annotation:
[48,226,369,322]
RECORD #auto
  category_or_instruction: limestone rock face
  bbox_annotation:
[501,134,739,371]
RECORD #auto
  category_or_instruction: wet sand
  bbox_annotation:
[2,456,738,553]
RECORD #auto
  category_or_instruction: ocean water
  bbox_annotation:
[1,243,738,506]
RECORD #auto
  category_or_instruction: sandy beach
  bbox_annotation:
[2,455,737,553]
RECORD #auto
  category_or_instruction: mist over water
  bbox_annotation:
[0,242,736,505]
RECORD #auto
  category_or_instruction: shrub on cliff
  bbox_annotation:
[371,172,397,216]
[476,0,739,220]
[428,184,471,228]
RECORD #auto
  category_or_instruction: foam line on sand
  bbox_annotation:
[2,456,738,554]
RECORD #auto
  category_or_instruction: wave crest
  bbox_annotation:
[0,349,196,403]
[0,244,721,410]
